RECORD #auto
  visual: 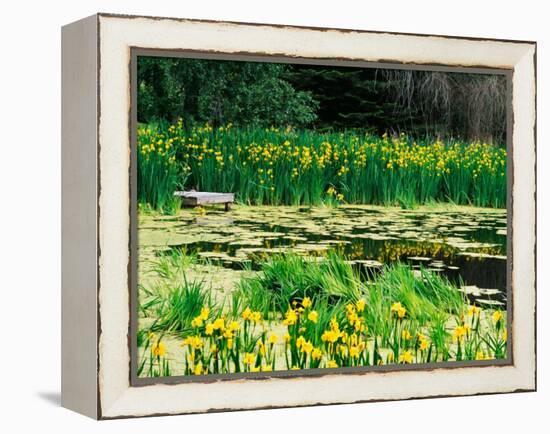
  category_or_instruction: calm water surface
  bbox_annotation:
[139,205,507,307]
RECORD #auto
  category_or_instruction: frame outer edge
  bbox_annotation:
[61,13,100,419]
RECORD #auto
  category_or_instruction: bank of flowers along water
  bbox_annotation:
[137,120,506,212]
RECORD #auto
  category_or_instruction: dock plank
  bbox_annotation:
[174,191,235,210]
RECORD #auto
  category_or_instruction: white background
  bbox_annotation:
[0,0,546,432]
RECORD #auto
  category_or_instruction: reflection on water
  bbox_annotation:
[140,205,507,307]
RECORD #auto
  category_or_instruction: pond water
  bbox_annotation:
[139,204,507,307]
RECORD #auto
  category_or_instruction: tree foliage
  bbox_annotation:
[138,57,318,128]
[138,56,507,144]
[285,65,403,133]
[288,65,506,143]
[380,69,507,143]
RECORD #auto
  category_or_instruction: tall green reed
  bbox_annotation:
[138,121,507,210]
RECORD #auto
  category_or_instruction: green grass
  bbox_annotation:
[151,247,197,281]
[138,250,507,376]
[235,252,362,316]
[137,332,172,377]
[137,127,187,213]
[149,277,215,335]
[361,263,465,344]
[235,253,465,326]
[138,120,507,210]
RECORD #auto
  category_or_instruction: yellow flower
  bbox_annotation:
[191,317,203,328]
[227,338,233,349]
[475,351,488,360]
[468,305,480,316]
[327,360,338,368]
[301,340,314,354]
[399,350,414,364]
[329,317,340,332]
[453,326,467,342]
[213,318,225,331]
[302,297,312,308]
[284,333,291,344]
[252,311,262,323]
[502,329,507,342]
[307,310,318,323]
[183,335,203,350]
[419,339,429,351]
[261,365,273,372]
[492,310,503,324]
[356,299,366,313]
[257,341,266,356]
[223,328,234,339]
[194,362,203,376]
[347,310,358,325]
[228,320,240,332]
[268,333,278,345]
[243,353,255,366]
[242,307,252,321]
[250,366,261,372]
[283,308,298,326]
[205,323,214,335]
[417,334,429,351]
[354,320,366,333]
[321,329,340,344]
[401,329,412,341]
[199,307,210,320]
[312,348,323,360]
[296,335,306,349]
[391,302,407,319]
[151,341,166,357]
[349,346,360,358]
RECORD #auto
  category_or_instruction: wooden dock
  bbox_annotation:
[174,191,235,211]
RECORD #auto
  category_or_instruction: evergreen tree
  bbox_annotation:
[286,65,406,133]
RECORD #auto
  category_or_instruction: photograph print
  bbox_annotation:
[133,55,509,379]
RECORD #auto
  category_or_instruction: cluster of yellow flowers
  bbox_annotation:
[138,128,178,159]
[143,297,507,377]
[452,305,507,361]
[137,120,506,207]
[326,185,345,201]
[378,136,506,178]
[138,121,506,182]
[190,306,210,328]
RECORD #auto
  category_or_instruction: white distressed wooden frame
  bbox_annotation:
[61,13,536,419]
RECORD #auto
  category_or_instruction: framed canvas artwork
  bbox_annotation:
[61,13,536,419]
